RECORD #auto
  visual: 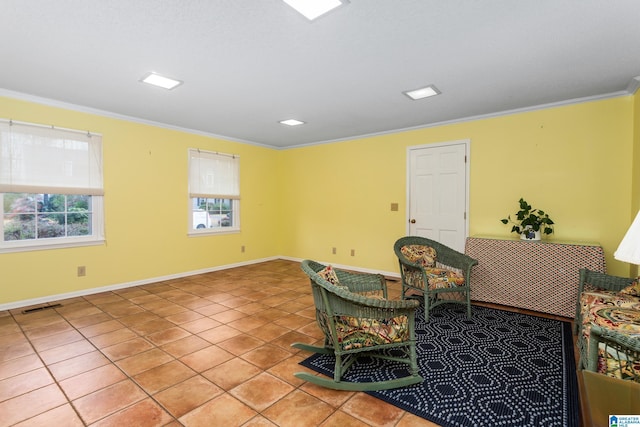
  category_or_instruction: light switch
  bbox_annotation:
[390,203,399,211]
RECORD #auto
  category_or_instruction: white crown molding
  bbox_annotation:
[1,85,635,151]
[0,88,273,149]
[290,90,631,149]
[626,76,640,94]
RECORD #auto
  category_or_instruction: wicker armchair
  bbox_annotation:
[587,325,640,382]
[292,259,422,391]
[394,236,478,321]
[575,268,637,369]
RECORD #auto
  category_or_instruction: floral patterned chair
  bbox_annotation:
[576,268,640,382]
[292,259,422,391]
[394,236,478,321]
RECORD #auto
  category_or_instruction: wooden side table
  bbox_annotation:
[582,370,640,427]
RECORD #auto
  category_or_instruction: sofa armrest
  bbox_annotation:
[587,325,640,382]
[579,269,635,293]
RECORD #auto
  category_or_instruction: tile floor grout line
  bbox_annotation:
[8,307,94,426]
[76,295,183,426]
[66,282,308,426]
[11,291,187,426]
[77,290,240,426]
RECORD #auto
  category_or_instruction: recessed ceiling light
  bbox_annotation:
[283,0,348,21]
[404,85,441,100]
[279,119,305,126]
[141,72,183,90]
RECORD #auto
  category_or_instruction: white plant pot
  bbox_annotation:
[521,228,541,241]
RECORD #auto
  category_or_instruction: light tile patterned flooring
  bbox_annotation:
[0,259,580,426]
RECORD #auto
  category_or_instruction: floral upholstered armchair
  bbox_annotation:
[394,236,478,321]
[291,260,423,391]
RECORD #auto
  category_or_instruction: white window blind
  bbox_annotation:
[188,149,239,199]
[0,120,103,195]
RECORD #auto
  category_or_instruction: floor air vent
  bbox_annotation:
[22,303,62,314]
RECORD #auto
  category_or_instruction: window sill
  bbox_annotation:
[188,228,240,237]
[0,238,105,254]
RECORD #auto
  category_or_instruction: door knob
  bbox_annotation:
[410,219,416,223]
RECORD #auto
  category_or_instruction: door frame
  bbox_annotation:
[406,139,471,241]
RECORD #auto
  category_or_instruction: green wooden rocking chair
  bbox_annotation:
[292,259,423,391]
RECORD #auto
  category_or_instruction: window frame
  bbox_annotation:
[0,119,104,253]
[187,148,240,236]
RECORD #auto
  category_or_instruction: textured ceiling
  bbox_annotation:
[2,0,640,148]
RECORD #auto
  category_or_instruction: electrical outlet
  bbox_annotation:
[390,203,399,211]
[350,249,355,256]
[332,247,336,254]
[241,245,245,253]
[77,266,86,277]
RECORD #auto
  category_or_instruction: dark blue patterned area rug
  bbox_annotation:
[299,303,580,427]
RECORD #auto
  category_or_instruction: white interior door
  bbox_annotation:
[407,140,469,252]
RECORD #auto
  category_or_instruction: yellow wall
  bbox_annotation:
[0,94,636,306]
[0,97,281,305]
[280,97,635,276]
[630,88,640,276]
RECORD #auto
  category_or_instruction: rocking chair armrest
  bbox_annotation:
[315,283,420,324]
[334,290,421,311]
[302,259,387,295]
[335,269,388,294]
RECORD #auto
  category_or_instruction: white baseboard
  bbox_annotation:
[279,256,401,279]
[1,256,401,311]
[2,256,279,311]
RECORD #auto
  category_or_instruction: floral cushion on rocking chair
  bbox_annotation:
[317,311,409,351]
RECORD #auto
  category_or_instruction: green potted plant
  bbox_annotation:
[501,198,554,240]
